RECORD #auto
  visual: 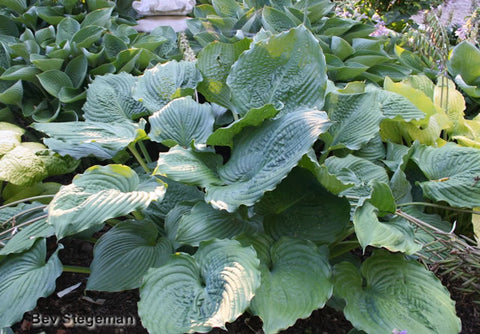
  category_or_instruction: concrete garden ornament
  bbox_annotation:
[132,0,195,16]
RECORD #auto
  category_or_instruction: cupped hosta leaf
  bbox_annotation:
[155,146,223,188]
[133,60,202,113]
[87,221,174,292]
[207,104,279,148]
[0,80,23,106]
[0,240,63,327]
[33,121,144,160]
[249,238,332,334]
[36,70,73,98]
[448,41,480,86]
[197,39,251,109]
[227,25,327,116]
[149,97,215,147]
[411,143,480,208]
[333,250,461,334]
[48,165,166,239]
[206,110,330,212]
[83,72,148,122]
[258,168,350,244]
[138,239,261,334]
[174,202,261,246]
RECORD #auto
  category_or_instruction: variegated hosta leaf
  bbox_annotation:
[33,121,145,160]
[227,26,328,116]
[333,250,461,334]
[411,143,480,208]
[248,237,333,334]
[82,72,148,122]
[174,202,261,246]
[133,60,202,113]
[148,97,215,147]
[48,165,166,239]
[206,110,331,212]
[138,239,261,334]
[155,146,223,188]
[87,221,174,292]
[0,240,63,327]
[258,168,350,244]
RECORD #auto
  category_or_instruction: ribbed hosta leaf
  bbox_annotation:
[206,110,330,212]
[48,165,166,239]
[249,238,332,334]
[87,221,174,292]
[0,217,53,256]
[133,60,202,113]
[33,121,144,160]
[174,202,261,246]
[149,97,215,147]
[334,250,461,334]
[258,168,350,243]
[0,240,63,327]
[83,72,148,122]
[411,143,480,207]
[138,239,261,334]
[227,26,327,116]
[155,146,223,188]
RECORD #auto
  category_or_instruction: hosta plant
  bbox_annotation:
[2,2,480,333]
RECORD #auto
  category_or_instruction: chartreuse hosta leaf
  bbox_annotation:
[237,235,332,334]
[133,60,202,113]
[148,97,215,147]
[227,26,327,116]
[48,165,166,239]
[258,168,350,243]
[0,240,63,327]
[138,239,261,334]
[87,221,174,292]
[33,121,146,160]
[334,250,461,334]
[83,72,148,122]
[206,110,330,212]
[0,122,24,155]
[411,143,480,208]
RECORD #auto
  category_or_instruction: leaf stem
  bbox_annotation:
[397,202,480,215]
[63,265,91,274]
[138,141,152,164]
[0,195,54,210]
[1,204,48,226]
[128,143,151,174]
[0,214,48,238]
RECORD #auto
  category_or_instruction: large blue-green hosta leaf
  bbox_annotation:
[48,165,166,239]
[206,110,330,212]
[138,239,261,334]
[246,237,333,334]
[133,60,202,113]
[411,143,480,208]
[227,25,328,116]
[87,221,174,292]
[148,97,215,147]
[83,72,148,122]
[0,240,63,327]
[334,250,461,334]
[33,121,145,160]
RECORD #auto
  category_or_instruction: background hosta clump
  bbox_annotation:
[1,0,480,333]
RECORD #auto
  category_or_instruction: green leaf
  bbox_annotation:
[149,97,215,147]
[0,218,53,256]
[448,41,480,86]
[138,239,261,334]
[261,6,298,33]
[47,165,166,239]
[133,60,202,113]
[71,25,105,48]
[172,202,260,246]
[0,144,49,186]
[0,240,63,327]
[331,36,354,60]
[83,72,148,122]
[0,81,22,106]
[37,70,73,98]
[104,33,128,60]
[0,65,40,81]
[227,26,328,116]
[207,104,279,148]
[259,168,350,244]
[155,146,223,188]
[333,250,461,334]
[206,110,330,212]
[0,122,24,155]
[56,17,80,44]
[87,221,174,292]
[33,121,143,160]
[197,39,251,109]
[35,6,65,25]
[65,55,88,88]
[411,143,480,208]
[81,7,113,28]
[31,56,64,72]
[249,238,332,334]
